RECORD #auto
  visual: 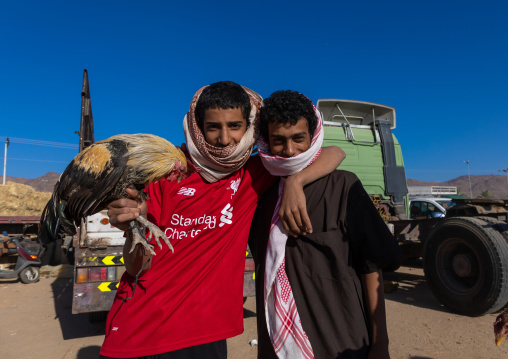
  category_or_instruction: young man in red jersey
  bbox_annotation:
[99,81,345,359]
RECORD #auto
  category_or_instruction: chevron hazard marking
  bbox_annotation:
[98,282,120,292]
[101,256,124,265]
[98,282,111,292]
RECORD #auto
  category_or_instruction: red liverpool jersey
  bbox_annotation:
[100,156,274,358]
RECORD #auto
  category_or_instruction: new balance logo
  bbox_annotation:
[219,203,233,227]
[177,187,196,196]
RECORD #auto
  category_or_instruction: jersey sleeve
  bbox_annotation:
[145,179,167,226]
[246,154,277,197]
[346,179,403,274]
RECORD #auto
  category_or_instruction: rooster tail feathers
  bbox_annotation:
[39,197,57,244]
[56,200,76,234]
[38,198,75,244]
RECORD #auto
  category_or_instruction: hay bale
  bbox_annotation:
[0,182,51,216]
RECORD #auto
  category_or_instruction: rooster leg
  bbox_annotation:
[135,216,174,253]
[128,221,156,256]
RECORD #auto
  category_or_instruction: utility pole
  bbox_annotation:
[464,160,473,198]
[2,138,9,185]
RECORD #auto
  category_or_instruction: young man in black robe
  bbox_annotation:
[249,90,402,359]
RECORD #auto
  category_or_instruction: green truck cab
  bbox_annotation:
[319,99,408,221]
[319,99,508,317]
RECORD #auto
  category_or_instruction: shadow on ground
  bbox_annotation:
[383,260,451,314]
[50,278,106,340]
[77,345,102,359]
[243,307,256,318]
[51,277,257,340]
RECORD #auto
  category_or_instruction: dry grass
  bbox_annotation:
[0,182,51,216]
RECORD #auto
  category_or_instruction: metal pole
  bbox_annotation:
[2,138,9,185]
[464,160,472,198]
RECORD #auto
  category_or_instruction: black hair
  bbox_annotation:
[258,90,318,141]
[195,81,251,130]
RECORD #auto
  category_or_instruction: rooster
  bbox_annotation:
[495,310,508,346]
[39,133,188,255]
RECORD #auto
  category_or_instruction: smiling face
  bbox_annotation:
[202,107,247,147]
[268,117,311,157]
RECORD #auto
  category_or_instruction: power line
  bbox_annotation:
[0,136,78,149]
[1,137,75,180]
[8,157,71,164]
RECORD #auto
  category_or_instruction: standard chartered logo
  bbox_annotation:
[163,204,234,240]
[219,203,233,227]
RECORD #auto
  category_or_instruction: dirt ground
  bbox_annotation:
[1,260,508,359]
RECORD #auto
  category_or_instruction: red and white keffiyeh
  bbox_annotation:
[183,84,263,183]
[257,104,324,359]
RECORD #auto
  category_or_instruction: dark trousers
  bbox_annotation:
[99,339,227,359]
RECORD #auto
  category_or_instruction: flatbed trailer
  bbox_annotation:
[0,216,40,255]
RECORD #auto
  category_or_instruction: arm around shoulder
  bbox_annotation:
[290,145,345,187]
[279,146,346,236]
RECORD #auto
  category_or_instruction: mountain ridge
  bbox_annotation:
[4,172,60,193]
[4,172,508,199]
[407,174,508,199]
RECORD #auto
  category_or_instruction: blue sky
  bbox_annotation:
[1,0,507,182]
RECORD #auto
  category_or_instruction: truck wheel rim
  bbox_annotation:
[436,238,482,295]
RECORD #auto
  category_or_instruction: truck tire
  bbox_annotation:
[19,266,40,284]
[476,216,508,240]
[423,217,508,316]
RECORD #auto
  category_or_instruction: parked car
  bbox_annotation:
[409,198,455,219]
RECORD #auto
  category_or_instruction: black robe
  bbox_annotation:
[248,170,402,359]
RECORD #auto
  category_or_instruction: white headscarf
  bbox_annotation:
[183,84,263,183]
